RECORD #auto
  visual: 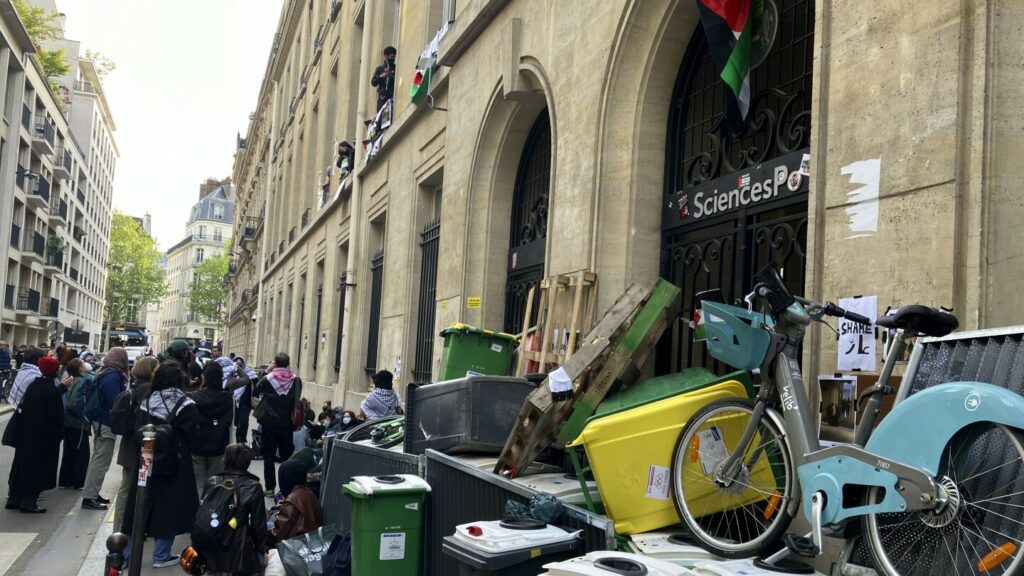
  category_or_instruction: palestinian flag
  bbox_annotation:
[691,306,707,342]
[411,23,449,103]
[697,0,764,118]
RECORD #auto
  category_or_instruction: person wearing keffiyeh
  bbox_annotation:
[232,356,258,444]
[360,370,403,420]
[253,353,301,496]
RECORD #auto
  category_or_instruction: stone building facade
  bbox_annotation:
[226,0,1024,408]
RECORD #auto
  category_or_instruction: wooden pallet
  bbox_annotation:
[496,281,681,476]
[515,272,597,377]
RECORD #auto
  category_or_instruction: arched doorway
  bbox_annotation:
[660,0,814,373]
[504,109,551,335]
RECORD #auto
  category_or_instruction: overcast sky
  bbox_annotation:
[57,0,284,250]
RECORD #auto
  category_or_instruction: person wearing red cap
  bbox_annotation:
[5,355,64,512]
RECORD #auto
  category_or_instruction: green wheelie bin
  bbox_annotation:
[437,323,518,380]
[342,474,432,576]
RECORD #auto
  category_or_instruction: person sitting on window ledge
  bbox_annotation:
[370,46,397,111]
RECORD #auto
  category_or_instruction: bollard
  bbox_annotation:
[128,424,156,576]
[103,532,128,576]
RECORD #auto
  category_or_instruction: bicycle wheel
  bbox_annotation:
[671,398,795,558]
[865,424,1024,576]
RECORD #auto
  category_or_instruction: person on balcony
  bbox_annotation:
[336,141,355,174]
[371,46,397,111]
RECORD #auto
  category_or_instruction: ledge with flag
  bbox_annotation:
[411,23,450,104]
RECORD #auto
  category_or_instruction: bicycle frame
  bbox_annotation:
[716,302,941,526]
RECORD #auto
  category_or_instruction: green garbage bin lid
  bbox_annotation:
[343,474,432,497]
[590,368,754,420]
[440,323,519,344]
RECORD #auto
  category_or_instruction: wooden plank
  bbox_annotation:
[495,283,650,475]
[557,279,681,444]
[515,284,538,377]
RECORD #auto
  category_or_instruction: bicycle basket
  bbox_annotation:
[701,301,773,370]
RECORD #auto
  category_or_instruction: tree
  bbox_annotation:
[105,213,166,327]
[189,250,230,330]
[84,49,116,79]
[12,0,70,80]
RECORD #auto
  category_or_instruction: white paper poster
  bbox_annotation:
[379,532,406,561]
[645,465,671,501]
[696,426,729,476]
[837,295,877,371]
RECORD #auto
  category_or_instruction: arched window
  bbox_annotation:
[504,109,551,335]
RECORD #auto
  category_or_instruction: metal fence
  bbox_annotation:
[319,440,422,532]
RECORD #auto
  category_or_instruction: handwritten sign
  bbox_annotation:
[837,295,877,371]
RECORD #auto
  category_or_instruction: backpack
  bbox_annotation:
[141,395,187,478]
[109,389,135,436]
[65,376,90,422]
[191,479,242,552]
[193,392,232,457]
[83,371,116,423]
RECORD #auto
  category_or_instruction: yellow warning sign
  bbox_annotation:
[467,297,481,309]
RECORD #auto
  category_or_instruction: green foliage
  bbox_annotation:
[189,250,231,327]
[84,49,116,79]
[106,213,166,325]
[38,48,69,78]
[46,234,65,253]
[12,0,61,41]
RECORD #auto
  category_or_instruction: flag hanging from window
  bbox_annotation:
[410,23,450,103]
[697,0,764,119]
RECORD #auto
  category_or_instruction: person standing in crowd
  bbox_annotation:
[121,362,204,569]
[81,347,129,511]
[253,353,300,498]
[0,341,12,375]
[370,45,397,110]
[194,444,266,576]
[79,349,97,365]
[112,357,157,531]
[359,369,402,420]
[6,356,64,513]
[232,356,257,445]
[58,359,91,489]
[189,361,233,496]
[13,345,25,369]
[166,340,202,390]
[8,346,41,407]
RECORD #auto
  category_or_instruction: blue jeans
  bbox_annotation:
[124,536,175,563]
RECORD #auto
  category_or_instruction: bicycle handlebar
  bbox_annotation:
[823,301,871,325]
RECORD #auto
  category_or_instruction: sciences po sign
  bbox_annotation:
[663,150,809,229]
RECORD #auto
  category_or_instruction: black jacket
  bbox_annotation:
[254,377,299,430]
[189,386,233,457]
[371,60,396,101]
[198,469,267,574]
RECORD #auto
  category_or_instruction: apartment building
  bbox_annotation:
[227,0,1024,409]
[158,180,233,346]
[0,1,113,350]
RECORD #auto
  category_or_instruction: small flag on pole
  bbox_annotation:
[696,0,764,119]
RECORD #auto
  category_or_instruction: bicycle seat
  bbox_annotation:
[876,305,958,337]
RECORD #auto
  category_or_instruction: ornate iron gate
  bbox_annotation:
[504,109,551,335]
[660,0,814,373]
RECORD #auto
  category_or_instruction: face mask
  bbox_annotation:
[342,417,352,425]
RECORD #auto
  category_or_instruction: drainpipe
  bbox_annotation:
[338,0,376,400]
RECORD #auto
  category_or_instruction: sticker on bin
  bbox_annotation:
[695,426,729,476]
[645,465,671,501]
[452,520,581,553]
[380,532,406,561]
[349,474,432,494]
[490,343,503,353]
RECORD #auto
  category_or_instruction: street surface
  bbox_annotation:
[0,409,266,576]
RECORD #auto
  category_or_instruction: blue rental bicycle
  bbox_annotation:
[671,263,1024,575]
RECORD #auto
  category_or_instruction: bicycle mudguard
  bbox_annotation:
[864,381,1024,476]
[796,382,1024,525]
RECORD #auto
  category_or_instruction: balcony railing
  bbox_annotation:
[301,208,311,229]
[70,266,79,281]
[45,250,64,270]
[3,285,13,309]
[288,226,296,243]
[74,80,97,94]
[76,187,86,204]
[44,297,59,318]
[17,288,40,313]
[49,198,68,221]
[20,104,30,131]
[34,119,55,148]
[331,0,341,20]
[30,177,51,204]
[28,232,44,258]
[9,224,19,250]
